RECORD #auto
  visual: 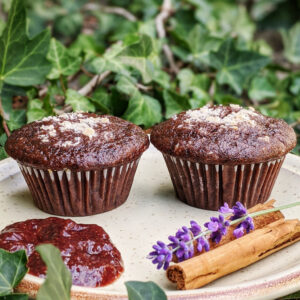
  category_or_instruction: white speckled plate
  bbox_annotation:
[1,145,300,300]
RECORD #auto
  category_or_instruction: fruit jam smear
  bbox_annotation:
[0,217,124,287]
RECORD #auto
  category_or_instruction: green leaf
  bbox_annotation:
[123,91,162,128]
[0,249,27,296]
[0,294,28,299]
[116,76,138,95]
[119,34,153,57]
[47,38,81,80]
[163,90,190,119]
[178,69,211,94]
[90,87,112,114]
[209,39,270,94]
[187,25,222,65]
[0,133,8,160]
[290,76,300,95]
[65,89,95,112]
[125,281,167,300]
[36,244,72,300]
[117,35,154,83]
[281,22,300,64]
[7,110,26,131]
[249,76,276,101]
[0,0,51,87]
[54,13,83,38]
[26,99,49,123]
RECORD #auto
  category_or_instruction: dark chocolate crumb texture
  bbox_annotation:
[5,113,149,171]
[151,105,296,164]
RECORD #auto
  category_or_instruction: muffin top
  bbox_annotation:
[150,104,296,164]
[5,113,149,170]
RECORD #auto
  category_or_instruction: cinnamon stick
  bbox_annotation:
[172,199,284,262]
[167,219,300,290]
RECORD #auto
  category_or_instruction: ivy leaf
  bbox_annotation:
[26,99,50,123]
[65,89,95,112]
[0,133,8,160]
[7,110,26,131]
[123,91,162,128]
[125,281,167,300]
[187,25,222,65]
[0,0,51,87]
[163,90,190,119]
[90,87,112,114]
[47,38,81,80]
[0,294,28,299]
[209,39,270,94]
[36,244,72,300]
[117,35,154,83]
[290,76,300,95]
[0,249,28,296]
[281,22,300,64]
[249,76,276,101]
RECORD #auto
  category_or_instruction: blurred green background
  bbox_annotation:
[0,0,299,159]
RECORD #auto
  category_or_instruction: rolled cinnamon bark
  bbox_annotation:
[167,219,300,290]
[172,199,284,262]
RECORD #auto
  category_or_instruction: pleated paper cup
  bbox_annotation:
[18,159,140,216]
[163,154,285,211]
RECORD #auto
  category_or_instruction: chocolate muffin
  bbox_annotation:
[151,104,296,210]
[5,113,149,216]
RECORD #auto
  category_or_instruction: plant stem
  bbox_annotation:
[59,75,66,95]
[155,0,179,74]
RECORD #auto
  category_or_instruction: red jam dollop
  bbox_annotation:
[0,217,124,287]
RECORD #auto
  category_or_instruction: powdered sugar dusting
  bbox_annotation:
[184,104,259,127]
[38,113,111,147]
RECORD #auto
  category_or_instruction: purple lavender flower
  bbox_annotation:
[231,202,247,220]
[219,202,234,214]
[175,226,191,242]
[233,217,255,238]
[205,215,230,244]
[189,220,201,236]
[148,241,172,270]
[196,236,210,252]
[169,226,194,261]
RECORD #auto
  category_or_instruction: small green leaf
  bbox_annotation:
[123,91,162,128]
[209,38,270,94]
[249,76,276,101]
[290,76,300,95]
[187,25,222,65]
[7,110,26,131]
[0,0,51,87]
[36,244,72,300]
[0,134,8,160]
[117,35,154,83]
[119,34,153,57]
[65,89,95,112]
[26,99,49,123]
[47,38,81,80]
[116,76,138,95]
[0,294,28,299]
[281,22,300,64]
[90,87,112,114]
[125,281,167,300]
[0,249,28,296]
[163,90,190,119]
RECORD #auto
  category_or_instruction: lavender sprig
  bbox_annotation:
[148,201,300,270]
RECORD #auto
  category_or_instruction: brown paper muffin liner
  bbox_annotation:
[163,154,285,210]
[18,159,140,216]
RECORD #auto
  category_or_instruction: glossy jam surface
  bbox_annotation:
[0,217,124,287]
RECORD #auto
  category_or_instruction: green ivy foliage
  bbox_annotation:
[0,0,300,160]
